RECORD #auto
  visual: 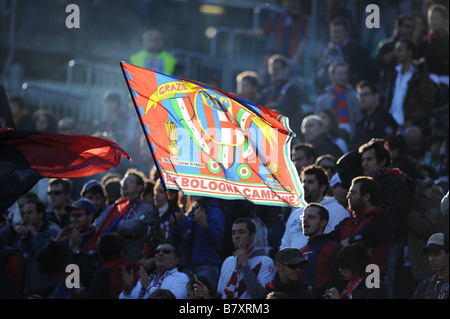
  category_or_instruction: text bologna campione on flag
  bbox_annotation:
[121,62,304,207]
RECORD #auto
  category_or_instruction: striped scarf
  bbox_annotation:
[331,86,350,129]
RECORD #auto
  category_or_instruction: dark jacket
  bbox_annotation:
[37,225,101,298]
[259,272,315,299]
[412,274,449,299]
[341,274,388,299]
[300,233,345,297]
[386,58,437,128]
[350,106,398,150]
[330,205,393,278]
[310,131,343,160]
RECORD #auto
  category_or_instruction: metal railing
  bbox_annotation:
[20,58,127,124]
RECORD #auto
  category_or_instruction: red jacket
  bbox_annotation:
[332,205,393,277]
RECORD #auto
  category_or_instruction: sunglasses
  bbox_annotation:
[282,263,303,270]
[155,247,174,255]
[47,190,64,196]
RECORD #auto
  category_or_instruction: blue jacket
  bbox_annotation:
[171,198,225,267]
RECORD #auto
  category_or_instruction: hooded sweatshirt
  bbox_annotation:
[280,197,350,250]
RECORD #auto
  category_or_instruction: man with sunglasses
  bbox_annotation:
[259,247,315,299]
[46,178,74,229]
[119,240,188,299]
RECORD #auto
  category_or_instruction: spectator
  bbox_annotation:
[280,165,349,250]
[9,96,32,131]
[129,29,177,75]
[119,239,189,299]
[421,135,448,179]
[329,172,349,209]
[103,177,122,206]
[291,143,316,178]
[38,199,100,299]
[236,0,310,66]
[236,70,260,103]
[46,178,74,229]
[88,233,140,299]
[315,17,376,92]
[358,140,413,297]
[0,237,24,298]
[259,247,315,299]
[385,39,437,134]
[325,242,388,299]
[330,176,393,279]
[375,14,416,96]
[315,61,361,136]
[92,91,130,147]
[217,218,274,299]
[424,4,449,80]
[143,179,183,258]
[30,109,57,133]
[350,80,398,150]
[317,0,353,47]
[403,125,426,168]
[91,168,153,262]
[315,154,337,183]
[300,115,343,160]
[80,179,108,219]
[395,178,446,298]
[412,233,449,299]
[412,15,429,57]
[13,198,60,298]
[318,108,350,154]
[300,203,345,298]
[258,54,305,139]
[172,196,225,293]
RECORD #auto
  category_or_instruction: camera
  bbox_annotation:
[324,291,333,299]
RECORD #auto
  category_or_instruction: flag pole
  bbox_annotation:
[120,63,198,283]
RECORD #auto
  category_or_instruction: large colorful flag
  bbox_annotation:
[0,128,130,212]
[121,62,304,207]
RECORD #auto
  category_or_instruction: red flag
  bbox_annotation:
[0,128,130,212]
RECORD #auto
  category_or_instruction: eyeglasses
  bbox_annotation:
[47,190,64,196]
[282,263,303,270]
[155,247,174,255]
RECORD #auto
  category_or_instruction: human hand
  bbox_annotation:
[323,287,340,299]
[122,266,135,293]
[14,225,28,236]
[193,280,210,299]
[234,241,248,268]
[139,266,150,290]
[55,225,74,243]
[70,228,81,253]
[193,208,209,230]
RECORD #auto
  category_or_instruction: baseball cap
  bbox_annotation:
[65,199,97,215]
[81,179,105,196]
[275,247,309,266]
[423,233,449,254]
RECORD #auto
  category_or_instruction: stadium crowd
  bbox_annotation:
[0,0,448,299]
